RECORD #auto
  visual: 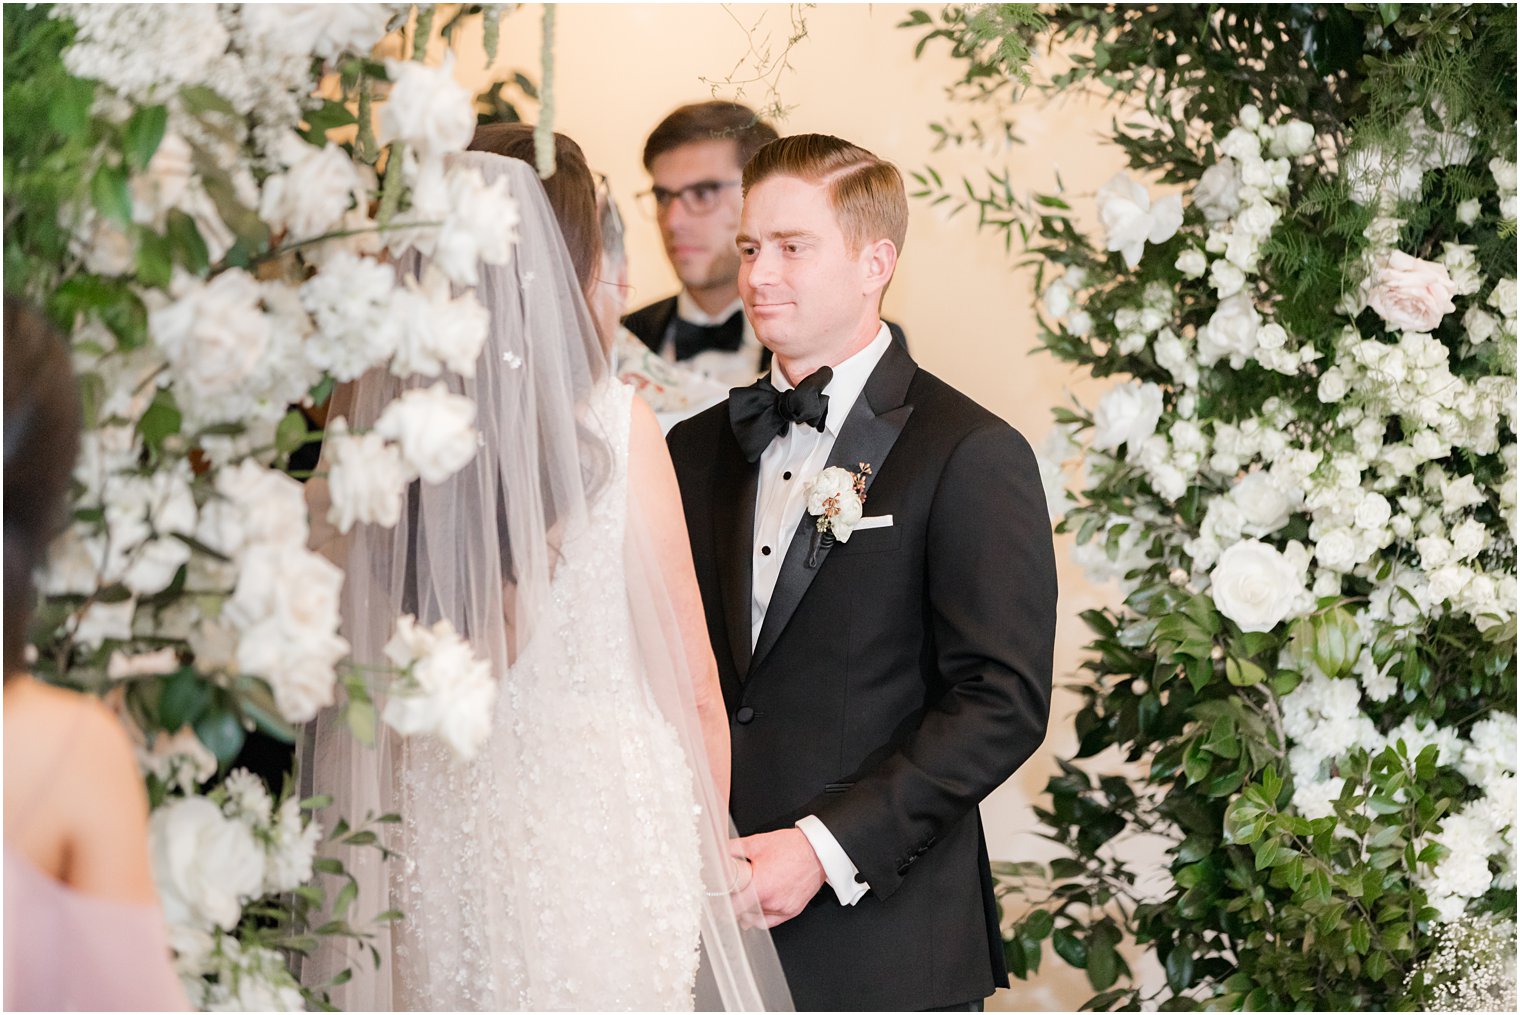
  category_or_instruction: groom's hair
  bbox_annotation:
[742,134,908,255]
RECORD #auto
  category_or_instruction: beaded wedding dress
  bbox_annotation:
[301,153,787,1012]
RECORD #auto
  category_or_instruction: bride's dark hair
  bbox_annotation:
[469,123,602,302]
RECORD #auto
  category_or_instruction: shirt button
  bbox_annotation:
[783,471,792,480]
[761,545,772,556]
[735,706,756,724]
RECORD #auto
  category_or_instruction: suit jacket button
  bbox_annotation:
[735,706,756,724]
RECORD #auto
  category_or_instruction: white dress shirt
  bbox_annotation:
[750,322,893,907]
[666,292,765,387]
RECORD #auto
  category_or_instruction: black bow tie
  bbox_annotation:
[672,310,744,361]
[728,366,833,463]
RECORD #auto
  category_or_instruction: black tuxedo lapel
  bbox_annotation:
[714,430,758,679]
[749,342,917,674]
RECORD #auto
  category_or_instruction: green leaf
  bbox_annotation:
[1164,944,1196,992]
[1224,797,1264,845]
[1226,656,1268,687]
[165,209,209,275]
[1024,908,1055,940]
[123,104,168,173]
[135,228,172,289]
[1087,922,1121,991]
[47,75,95,139]
[1052,927,1087,969]
[157,668,211,731]
[192,707,247,767]
[137,390,182,449]
[346,696,377,747]
[179,85,238,118]
[90,163,133,225]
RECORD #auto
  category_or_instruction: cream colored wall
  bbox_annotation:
[452,5,1145,1008]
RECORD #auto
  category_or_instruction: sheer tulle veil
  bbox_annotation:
[300,152,790,1010]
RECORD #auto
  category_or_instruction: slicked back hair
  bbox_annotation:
[741,134,908,255]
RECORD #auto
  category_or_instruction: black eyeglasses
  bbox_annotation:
[636,179,741,217]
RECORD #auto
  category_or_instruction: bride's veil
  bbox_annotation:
[300,152,791,1011]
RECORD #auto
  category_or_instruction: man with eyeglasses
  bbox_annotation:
[626,102,906,386]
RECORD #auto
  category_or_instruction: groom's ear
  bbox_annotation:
[860,237,898,297]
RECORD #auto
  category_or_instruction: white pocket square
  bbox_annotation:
[852,514,894,531]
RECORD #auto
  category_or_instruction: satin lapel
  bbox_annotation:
[713,429,758,680]
[749,342,917,675]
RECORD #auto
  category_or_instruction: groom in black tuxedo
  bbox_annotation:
[667,134,1057,1011]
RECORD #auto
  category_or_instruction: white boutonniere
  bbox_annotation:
[802,462,872,566]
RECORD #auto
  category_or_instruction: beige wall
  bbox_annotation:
[453,5,1144,1007]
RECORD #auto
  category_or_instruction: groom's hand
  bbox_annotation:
[731,829,826,929]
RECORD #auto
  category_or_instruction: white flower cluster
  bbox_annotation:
[381,615,498,760]
[1342,105,1478,209]
[1408,913,1518,1011]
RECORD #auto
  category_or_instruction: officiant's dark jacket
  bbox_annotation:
[667,341,1057,1011]
[624,295,909,373]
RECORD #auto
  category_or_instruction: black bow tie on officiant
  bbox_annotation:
[728,366,833,463]
[673,310,745,361]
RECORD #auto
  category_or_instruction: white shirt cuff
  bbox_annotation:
[795,814,870,906]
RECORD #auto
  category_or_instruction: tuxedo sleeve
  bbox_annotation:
[812,420,1057,901]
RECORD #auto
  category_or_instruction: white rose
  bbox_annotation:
[1366,251,1458,333]
[1269,120,1315,158]
[1236,201,1279,238]
[391,268,491,379]
[1175,248,1208,279]
[1451,518,1488,560]
[430,164,521,286]
[139,726,217,793]
[1439,243,1483,296]
[1313,528,1360,573]
[1441,474,1486,514]
[214,460,310,552]
[148,270,273,426]
[1502,195,1518,221]
[1231,471,1295,537]
[1193,159,1242,223]
[1218,127,1262,162]
[301,252,404,381]
[108,647,180,680]
[324,418,410,533]
[263,797,322,895]
[1209,259,1246,298]
[382,617,497,760]
[1464,307,1499,344]
[1210,539,1303,632]
[1489,278,1517,320]
[1491,157,1518,193]
[259,141,363,241]
[1096,172,1183,269]
[1090,381,1164,452]
[72,598,136,648]
[1456,198,1482,226]
[130,133,194,229]
[1042,280,1072,318]
[377,53,474,162]
[802,467,865,539]
[374,382,479,484]
[1197,293,1262,367]
[239,3,390,59]
[1425,565,1468,606]
[1343,145,1424,205]
[1354,492,1392,531]
[1238,104,1262,131]
[150,796,266,932]
[1068,309,1093,336]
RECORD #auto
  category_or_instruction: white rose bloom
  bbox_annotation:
[1209,259,1246,298]
[259,140,363,241]
[148,270,270,427]
[377,53,474,163]
[213,460,310,552]
[1456,198,1482,226]
[1412,428,1448,462]
[139,726,218,793]
[1218,126,1262,162]
[1236,201,1280,238]
[1090,382,1164,452]
[1238,104,1262,131]
[1366,251,1458,333]
[430,165,521,286]
[382,616,497,760]
[1353,492,1393,531]
[324,418,411,533]
[1042,280,1072,318]
[802,467,865,538]
[1210,539,1303,632]
[1268,120,1316,158]
[1439,243,1483,296]
[1464,306,1500,344]
[1067,309,1093,336]
[1317,367,1349,403]
[1441,473,1486,514]
[1231,471,1295,537]
[1491,157,1519,193]
[1450,518,1488,560]
[1224,230,1260,271]
[1502,194,1519,221]
[1154,330,1200,387]
[107,647,180,680]
[1313,528,1360,573]
[1343,145,1424,205]
[390,268,491,379]
[263,797,322,895]
[1489,278,1517,320]
[72,598,136,648]
[1175,248,1208,279]
[1096,172,1183,269]
[374,382,480,484]
[1424,564,1467,605]
[1197,293,1262,367]
[129,133,194,229]
[1193,159,1243,223]
[1239,157,1276,192]
[238,3,390,60]
[150,796,266,932]
[1292,777,1345,821]
[301,252,404,381]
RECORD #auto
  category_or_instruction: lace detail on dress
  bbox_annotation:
[391,380,703,1011]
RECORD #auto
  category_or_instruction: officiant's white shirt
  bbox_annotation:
[751,321,892,907]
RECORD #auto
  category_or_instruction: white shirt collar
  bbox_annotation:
[770,322,892,437]
[676,290,745,327]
